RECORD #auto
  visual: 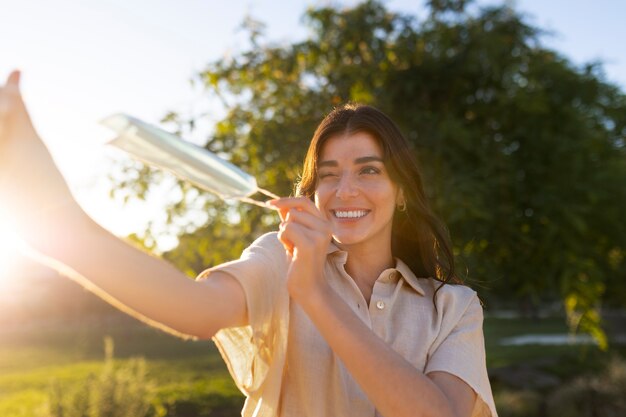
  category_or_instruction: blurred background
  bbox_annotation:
[1,1,625,416]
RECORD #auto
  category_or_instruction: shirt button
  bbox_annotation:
[376,300,385,310]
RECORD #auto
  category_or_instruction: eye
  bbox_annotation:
[360,166,381,175]
[318,171,337,179]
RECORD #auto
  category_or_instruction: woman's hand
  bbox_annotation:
[0,71,83,246]
[268,197,333,303]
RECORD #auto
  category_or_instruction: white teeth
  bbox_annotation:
[334,210,368,219]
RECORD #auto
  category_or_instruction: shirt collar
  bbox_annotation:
[326,240,348,264]
[325,241,426,296]
[394,258,426,296]
[326,239,341,254]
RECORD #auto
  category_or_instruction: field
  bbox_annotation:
[0,313,623,417]
[0,315,243,417]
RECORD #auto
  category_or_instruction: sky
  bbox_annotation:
[1,0,625,253]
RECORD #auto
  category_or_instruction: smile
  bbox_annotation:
[332,209,370,219]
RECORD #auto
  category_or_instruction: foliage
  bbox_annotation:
[109,0,626,346]
[493,389,542,417]
[1,316,624,417]
[0,319,244,417]
[44,337,155,417]
[547,356,626,417]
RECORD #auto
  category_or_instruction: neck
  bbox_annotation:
[338,239,395,302]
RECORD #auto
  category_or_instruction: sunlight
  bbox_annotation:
[0,211,24,286]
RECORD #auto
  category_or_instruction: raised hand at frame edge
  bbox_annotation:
[0,71,85,249]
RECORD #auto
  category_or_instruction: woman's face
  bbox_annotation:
[314,131,400,250]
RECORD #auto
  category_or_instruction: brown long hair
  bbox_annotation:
[296,104,461,288]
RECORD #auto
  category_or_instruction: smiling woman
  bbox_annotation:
[0,68,499,416]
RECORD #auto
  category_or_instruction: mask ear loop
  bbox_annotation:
[239,187,281,208]
[258,187,280,200]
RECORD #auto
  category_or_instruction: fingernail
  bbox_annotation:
[8,70,21,85]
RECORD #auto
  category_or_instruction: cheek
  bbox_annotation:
[314,192,332,221]
[314,184,332,208]
[365,181,397,200]
[314,192,324,213]
[314,193,321,210]
[372,188,400,215]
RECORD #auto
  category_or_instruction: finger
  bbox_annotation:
[278,221,314,252]
[6,70,21,88]
[276,206,289,222]
[0,70,22,121]
[268,197,322,219]
[285,208,330,232]
[268,198,302,222]
[277,223,294,255]
[1,71,21,100]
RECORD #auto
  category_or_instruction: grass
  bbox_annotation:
[484,315,625,373]
[0,315,243,416]
[0,313,623,416]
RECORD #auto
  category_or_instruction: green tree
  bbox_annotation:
[111,0,626,346]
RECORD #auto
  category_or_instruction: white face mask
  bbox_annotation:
[101,113,277,206]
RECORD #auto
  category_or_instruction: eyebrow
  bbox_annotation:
[318,156,384,168]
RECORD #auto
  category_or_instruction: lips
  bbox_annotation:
[332,209,370,219]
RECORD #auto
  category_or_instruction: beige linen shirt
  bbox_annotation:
[198,232,498,417]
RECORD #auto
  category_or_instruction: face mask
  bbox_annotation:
[101,114,277,207]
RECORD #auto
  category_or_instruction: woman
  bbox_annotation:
[0,71,497,417]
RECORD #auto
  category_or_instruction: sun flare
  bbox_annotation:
[0,211,23,283]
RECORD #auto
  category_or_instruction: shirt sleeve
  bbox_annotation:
[195,232,289,397]
[424,289,498,417]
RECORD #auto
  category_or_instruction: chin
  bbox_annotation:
[332,233,367,247]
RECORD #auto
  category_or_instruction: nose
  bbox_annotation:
[335,173,359,199]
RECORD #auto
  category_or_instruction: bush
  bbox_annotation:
[547,356,626,417]
[493,389,542,417]
[44,337,156,417]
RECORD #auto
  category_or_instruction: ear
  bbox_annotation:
[396,188,405,206]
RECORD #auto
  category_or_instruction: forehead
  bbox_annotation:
[319,131,383,162]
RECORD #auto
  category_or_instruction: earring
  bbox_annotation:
[397,200,407,212]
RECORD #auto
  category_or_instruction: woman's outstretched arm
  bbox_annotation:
[0,71,247,339]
